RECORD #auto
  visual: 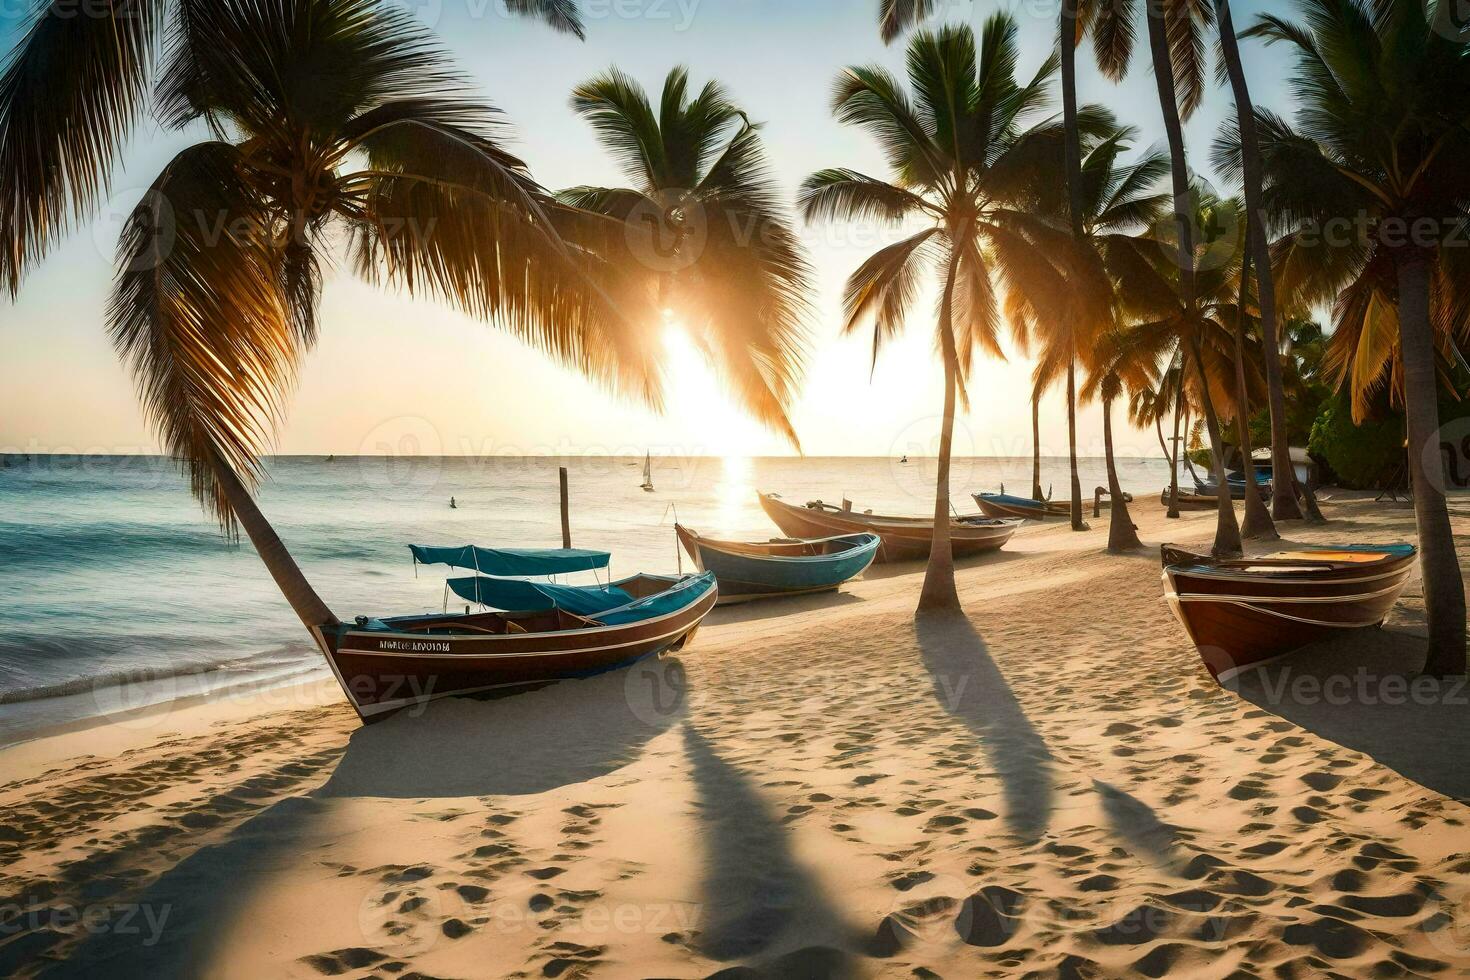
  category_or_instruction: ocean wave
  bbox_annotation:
[0,659,254,704]
[0,635,315,705]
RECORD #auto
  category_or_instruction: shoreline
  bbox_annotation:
[4,498,1468,977]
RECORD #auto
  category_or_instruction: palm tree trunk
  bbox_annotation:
[1104,395,1143,552]
[1031,388,1044,501]
[212,453,339,631]
[1394,247,1466,676]
[1232,247,1277,540]
[1216,0,1303,522]
[1188,335,1245,557]
[919,255,962,614]
[1060,0,1087,533]
[1066,360,1087,530]
[1167,379,1184,518]
[1147,1,1240,555]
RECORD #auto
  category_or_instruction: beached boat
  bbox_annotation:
[758,492,1021,563]
[1161,487,1220,510]
[312,545,716,721]
[973,492,1072,521]
[675,525,880,604]
[1161,544,1417,682]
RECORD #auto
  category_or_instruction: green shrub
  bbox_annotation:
[1308,394,1404,490]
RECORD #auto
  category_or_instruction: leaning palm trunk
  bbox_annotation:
[1066,360,1086,529]
[1031,390,1044,501]
[1394,248,1467,676]
[1103,396,1143,551]
[211,454,338,631]
[1231,249,1277,540]
[1215,0,1302,522]
[1059,0,1087,533]
[919,260,962,613]
[1147,0,1241,555]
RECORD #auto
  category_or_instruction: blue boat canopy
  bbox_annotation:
[979,492,1046,508]
[447,572,715,624]
[410,545,610,576]
[447,576,634,617]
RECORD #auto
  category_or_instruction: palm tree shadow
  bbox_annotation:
[681,725,862,968]
[913,612,1054,844]
[33,660,692,976]
[39,795,323,979]
[1229,630,1470,800]
[1092,780,1187,874]
[319,656,689,798]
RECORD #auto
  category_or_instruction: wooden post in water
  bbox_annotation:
[559,467,572,549]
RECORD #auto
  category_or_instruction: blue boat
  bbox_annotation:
[675,525,880,604]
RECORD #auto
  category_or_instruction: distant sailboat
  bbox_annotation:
[641,453,655,493]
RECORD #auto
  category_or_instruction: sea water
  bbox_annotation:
[0,453,1172,745]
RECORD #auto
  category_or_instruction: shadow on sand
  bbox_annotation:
[37,659,689,976]
[707,589,863,626]
[681,725,862,974]
[913,612,1055,844]
[1230,629,1470,800]
[39,795,322,979]
[320,655,689,798]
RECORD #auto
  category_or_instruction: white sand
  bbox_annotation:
[2,498,1468,978]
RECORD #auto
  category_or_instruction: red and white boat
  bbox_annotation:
[1161,544,1417,682]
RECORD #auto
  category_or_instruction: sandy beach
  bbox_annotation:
[3,498,1469,979]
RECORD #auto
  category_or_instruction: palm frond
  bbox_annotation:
[570,67,666,188]
[503,0,586,39]
[108,142,295,528]
[0,0,167,293]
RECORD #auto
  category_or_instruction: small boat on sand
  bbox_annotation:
[759,492,1020,563]
[1161,544,1417,682]
[675,525,880,604]
[1161,487,1220,510]
[313,545,716,721]
[974,492,1072,521]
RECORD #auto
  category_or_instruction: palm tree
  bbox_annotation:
[1084,327,1158,551]
[1227,246,1279,540]
[1113,187,1263,550]
[802,17,1096,612]
[0,0,800,637]
[1139,0,1243,557]
[557,67,812,444]
[1236,0,1468,674]
[1213,0,1304,521]
[1014,120,1169,550]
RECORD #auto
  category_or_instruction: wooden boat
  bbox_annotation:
[675,525,880,604]
[312,545,716,721]
[758,492,1020,563]
[1161,487,1220,510]
[1161,544,1417,682]
[973,492,1072,521]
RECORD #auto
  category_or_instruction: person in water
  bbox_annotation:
[449,496,457,509]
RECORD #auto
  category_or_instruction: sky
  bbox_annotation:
[0,0,1295,460]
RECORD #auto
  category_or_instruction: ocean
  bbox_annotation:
[0,453,1174,745]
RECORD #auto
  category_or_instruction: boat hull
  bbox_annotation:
[314,581,717,721]
[676,526,879,604]
[1161,546,1416,682]
[974,494,1071,521]
[759,493,1020,564]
